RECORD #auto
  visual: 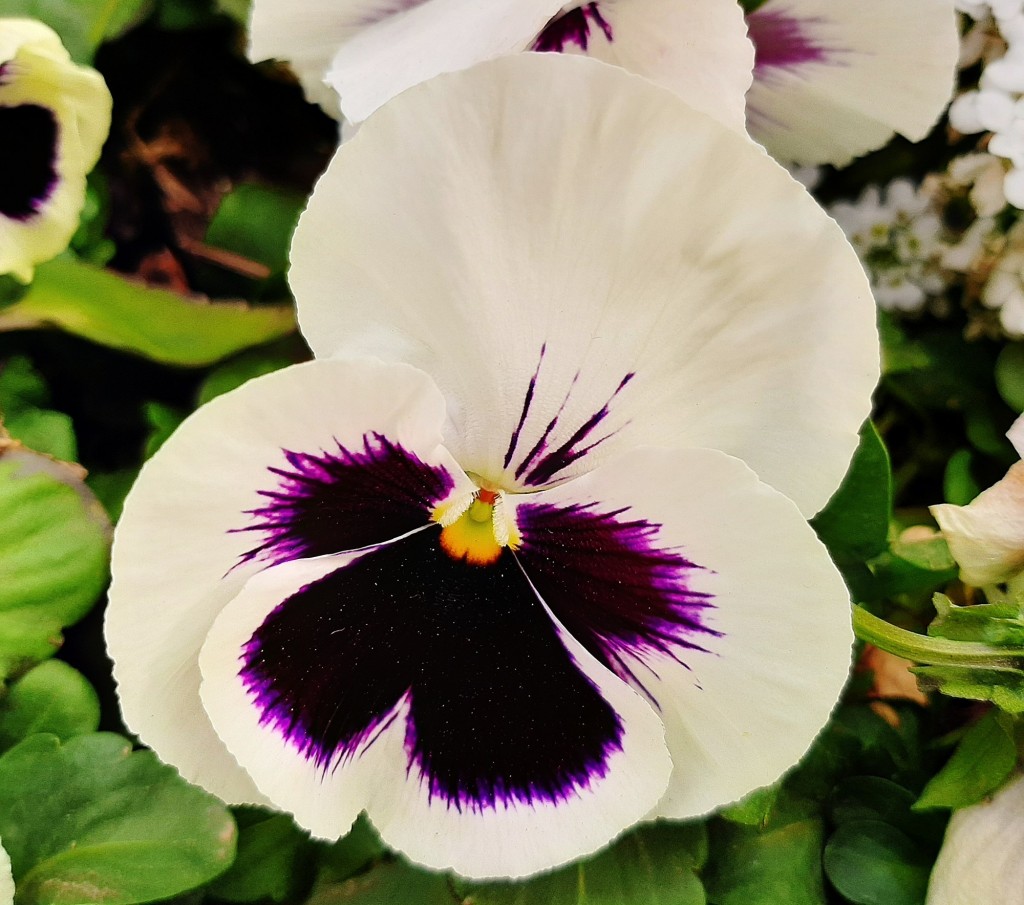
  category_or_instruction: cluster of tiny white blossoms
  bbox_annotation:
[950,0,1024,206]
[828,180,946,313]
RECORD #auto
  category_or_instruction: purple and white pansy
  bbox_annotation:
[0,19,111,282]
[106,55,878,878]
[247,0,958,165]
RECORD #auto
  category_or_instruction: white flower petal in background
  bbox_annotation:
[931,415,1024,586]
[530,0,754,133]
[745,0,959,166]
[293,54,878,518]
[0,18,111,282]
[926,772,1024,905]
[0,839,12,905]
[251,0,756,132]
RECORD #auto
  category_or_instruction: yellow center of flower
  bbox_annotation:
[437,489,519,566]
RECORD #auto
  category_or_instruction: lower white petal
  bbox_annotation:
[0,838,12,905]
[508,447,853,817]
[745,0,959,166]
[200,545,672,879]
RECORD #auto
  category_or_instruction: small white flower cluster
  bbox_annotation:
[829,180,946,313]
[950,0,1024,206]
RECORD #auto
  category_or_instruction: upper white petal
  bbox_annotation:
[292,53,878,516]
[745,0,960,166]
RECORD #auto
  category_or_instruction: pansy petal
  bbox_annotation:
[325,0,563,123]
[508,446,853,816]
[931,461,1024,587]
[0,19,112,282]
[533,0,754,133]
[293,53,878,516]
[925,773,1024,905]
[745,0,959,166]
[107,358,473,803]
[0,838,11,905]
[200,535,672,879]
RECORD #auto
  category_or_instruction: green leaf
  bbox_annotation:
[704,818,825,905]
[197,344,298,406]
[208,808,314,903]
[823,820,930,905]
[0,660,100,750]
[0,358,77,462]
[456,823,707,905]
[142,402,187,459]
[942,449,981,506]
[913,710,1017,811]
[996,342,1024,412]
[205,183,306,279]
[720,784,781,828]
[0,258,296,368]
[306,861,452,905]
[811,422,892,561]
[317,816,386,884]
[0,0,152,62]
[928,594,1024,646]
[0,448,110,679]
[0,733,236,905]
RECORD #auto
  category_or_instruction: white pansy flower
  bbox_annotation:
[0,18,111,282]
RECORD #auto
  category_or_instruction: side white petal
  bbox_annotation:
[931,461,1024,587]
[745,0,959,166]
[200,552,673,879]
[547,0,754,134]
[325,0,562,123]
[508,447,853,817]
[926,773,1024,905]
[247,0,424,115]
[293,53,878,516]
[0,19,112,282]
[0,838,12,905]
[107,358,472,804]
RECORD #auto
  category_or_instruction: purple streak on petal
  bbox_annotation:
[533,3,614,53]
[240,529,624,811]
[503,343,545,469]
[232,433,453,568]
[516,500,718,701]
[747,9,830,73]
[513,370,580,482]
[522,373,634,487]
[0,104,59,222]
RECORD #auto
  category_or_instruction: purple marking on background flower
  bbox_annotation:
[516,501,717,698]
[747,9,830,72]
[533,3,613,53]
[0,104,59,221]
[241,529,624,810]
[234,432,453,567]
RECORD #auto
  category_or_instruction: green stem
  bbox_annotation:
[853,606,1022,669]
[88,0,120,49]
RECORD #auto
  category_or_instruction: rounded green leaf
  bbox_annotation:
[456,824,707,905]
[0,660,99,750]
[823,820,930,905]
[0,733,236,905]
[0,448,110,679]
[996,342,1024,413]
